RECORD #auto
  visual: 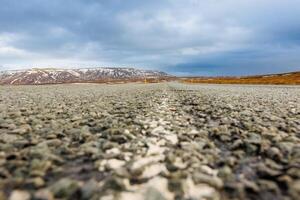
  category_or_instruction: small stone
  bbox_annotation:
[145,177,174,200]
[81,179,99,200]
[183,178,219,200]
[172,157,187,170]
[130,155,165,172]
[111,135,127,144]
[289,180,300,199]
[193,173,224,189]
[231,139,243,150]
[287,167,300,178]
[147,143,165,156]
[20,107,27,112]
[32,177,45,188]
[246,133,262,144]
[151,126,166,136]
[0,133,20,143]
[218,166,232,178]
[106,147,121,155]
[103,177,130,191]
[240,110,252,116]
[9,111,22,118]
[242,179,259,193]
[164,134,178,145]
[80,126,92,138]
[0,191,6,200]
[140,163,167,179]
[106,159,126,170]
[245,143,258,154]
[258,180,280,194]
[34,189,54,200]
[144,187,167,200]
[11,128,26,135]
[257,163,282,177]
[49,178,79,198]
[71,115,82,122]
[267,147,282,160]
[9,190,30,200]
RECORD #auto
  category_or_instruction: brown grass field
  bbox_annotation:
[181,71,300,85]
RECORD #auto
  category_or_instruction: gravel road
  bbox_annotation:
[0,82,299,200]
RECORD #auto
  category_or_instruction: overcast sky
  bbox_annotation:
[0,0,300,75]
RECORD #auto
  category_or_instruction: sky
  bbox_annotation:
[0,0,300,76]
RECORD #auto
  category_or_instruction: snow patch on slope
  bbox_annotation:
[0,67,170,85]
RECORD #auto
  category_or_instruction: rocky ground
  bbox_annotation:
[0,82,299,200]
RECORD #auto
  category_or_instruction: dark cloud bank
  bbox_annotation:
[0,0,300,75]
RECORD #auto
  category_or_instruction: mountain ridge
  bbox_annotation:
[0,67,171,85]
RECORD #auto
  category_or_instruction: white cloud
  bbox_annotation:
[0,33,36,59]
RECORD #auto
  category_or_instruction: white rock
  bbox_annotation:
[0,133,20,143]
[101,195,114,200]
[151,126,165,136]
[144,177,174,200]
[106,148,121,155]
[9,190,31,200]
[149,121,159,128]
[189,129,199,135]
[157,139,166,146]
[140,164,168,179]
[96,160,107,172]
[106,159,126,170]
[200,165,218,176]
[173,157,187,169]
[120,177,174,200]
[131,155,165,171]
[147,143,165,155]
[183,178,219,200]
[164,134,178,145]
[151,125,172,136]
[119,192,144,200]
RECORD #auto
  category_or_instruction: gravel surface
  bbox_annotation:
[0,82,299,200]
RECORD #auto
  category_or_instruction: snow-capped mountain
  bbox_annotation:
[0,67,170,85]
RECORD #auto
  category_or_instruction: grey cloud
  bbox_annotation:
[0,0,299,74]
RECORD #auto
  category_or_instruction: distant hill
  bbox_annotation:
[181,71,300,85]
[0,67,171,85]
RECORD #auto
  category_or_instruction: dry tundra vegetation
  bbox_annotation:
[0,81,299,200]
[181,71,300,85]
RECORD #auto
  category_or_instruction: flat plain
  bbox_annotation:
[182,71,300,85]
[0,82,299,200]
